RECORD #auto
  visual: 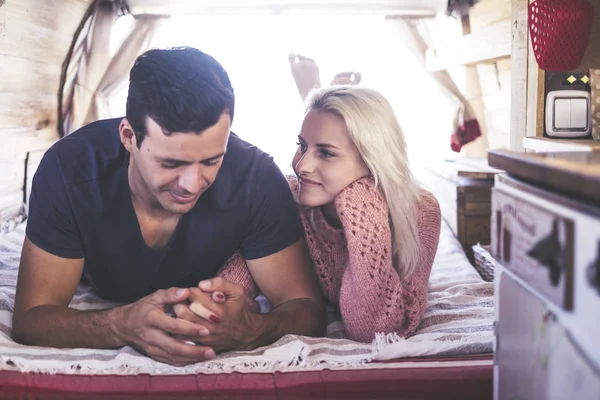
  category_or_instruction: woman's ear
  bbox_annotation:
[119,119,137,152]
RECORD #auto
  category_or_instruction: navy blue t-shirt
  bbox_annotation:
[26,118,303,302]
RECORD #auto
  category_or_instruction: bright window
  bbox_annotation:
[110,14,457,173]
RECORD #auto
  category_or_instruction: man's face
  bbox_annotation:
[121,114,231,215]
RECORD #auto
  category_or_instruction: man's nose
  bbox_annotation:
[178,165,203,194]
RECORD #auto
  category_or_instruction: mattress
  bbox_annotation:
[0,221,494,399]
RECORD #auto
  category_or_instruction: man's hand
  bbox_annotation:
[114,287,217,366]
[173,279,256,352]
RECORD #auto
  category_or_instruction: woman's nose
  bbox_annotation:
[295,152,315,174]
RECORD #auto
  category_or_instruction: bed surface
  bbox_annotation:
[0,221,494,399]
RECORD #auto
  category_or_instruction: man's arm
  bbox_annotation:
[13,238,215,365]
[180,239,325,351]
[243,238,325,348]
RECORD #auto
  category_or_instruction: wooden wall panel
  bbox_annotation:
[0,12,72,65]
[577,0,600,73]
[0,0,89,221]
[509,0,528,152]
[0,54,62,94]
[0,93,57,131]
[0,0,89,37]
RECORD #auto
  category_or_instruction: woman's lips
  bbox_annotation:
[299,177,322,187]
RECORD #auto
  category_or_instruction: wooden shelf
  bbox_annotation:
[522,137,600,152]
[426,19,511,72]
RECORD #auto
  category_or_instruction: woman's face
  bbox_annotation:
[292,110,370,207]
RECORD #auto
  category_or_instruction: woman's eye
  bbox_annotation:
[296,142,307,152]
[320,150,334,159]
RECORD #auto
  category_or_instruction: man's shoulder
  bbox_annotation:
[209,134,287,208]
[221,133,279,179]
[48,118,126,185]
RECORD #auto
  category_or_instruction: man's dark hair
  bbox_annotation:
[126,47,235,147]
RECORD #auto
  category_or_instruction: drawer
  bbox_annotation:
[491,188,575,310]
[496,270,600,400]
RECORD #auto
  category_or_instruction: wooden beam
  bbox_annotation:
[0,7,74,64]
[509,0,529,152]
[0,0,89,37]
[577,0,600,73]
[0,92,57,131]
[522,137,600,152]
[1,127,57,159]
[426,19,511,72]
[0,54,62,94]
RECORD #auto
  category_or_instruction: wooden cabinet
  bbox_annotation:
[428,159,500,263]
[489,151,600,399]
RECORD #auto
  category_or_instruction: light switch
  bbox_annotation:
[570,98,588,129]
[554,99,571,129]
[545,90,592,138]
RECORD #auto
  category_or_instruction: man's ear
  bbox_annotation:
[119,118,138,152]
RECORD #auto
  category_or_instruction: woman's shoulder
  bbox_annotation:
[416,187,441,219]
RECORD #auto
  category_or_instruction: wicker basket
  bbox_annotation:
[472,243,495,282]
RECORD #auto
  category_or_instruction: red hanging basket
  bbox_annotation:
[529,0,594,71]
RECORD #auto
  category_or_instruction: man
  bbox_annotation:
[12,47,325,366]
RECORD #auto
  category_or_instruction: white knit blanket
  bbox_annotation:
[0,222,494,375]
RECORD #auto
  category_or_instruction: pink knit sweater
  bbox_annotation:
[218,176,441,342]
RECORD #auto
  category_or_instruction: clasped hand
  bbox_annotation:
[116,279,255,366]
[172,278,257,352]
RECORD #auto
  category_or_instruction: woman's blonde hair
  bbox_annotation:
[305,86,421,278]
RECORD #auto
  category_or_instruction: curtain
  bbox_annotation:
[60,1,167,135]
[61,0,117,136]
[386,17,482,153]
[84,15,166,124]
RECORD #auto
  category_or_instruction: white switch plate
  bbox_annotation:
[545,90,591,138]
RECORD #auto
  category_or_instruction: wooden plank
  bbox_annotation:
[0,156,25,194]
[488,149,600,205]
[0,6,74,64]
[535,69,545,138]
[509,0,529,152]
[1,127,56,159]
[0,54,61,94]
[426,19,511,72]
[0,92,57,131]
[525,43,541,139]
[0,0,89,37]
[577,0,600,73]
[460,214,491,244]
[522,137,600,152]
[127,0,444,16]
[468,0,511,34]
[0,192,23,222]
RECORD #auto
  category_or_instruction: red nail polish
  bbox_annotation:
[209,314,220,323]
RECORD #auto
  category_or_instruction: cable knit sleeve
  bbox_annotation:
[216,176,301,312]
[216,252,260,313]
[335,178,441,342]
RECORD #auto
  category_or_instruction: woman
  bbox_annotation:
[212,86,441,342]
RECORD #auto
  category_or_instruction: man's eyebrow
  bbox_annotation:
[159,152,226,164]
